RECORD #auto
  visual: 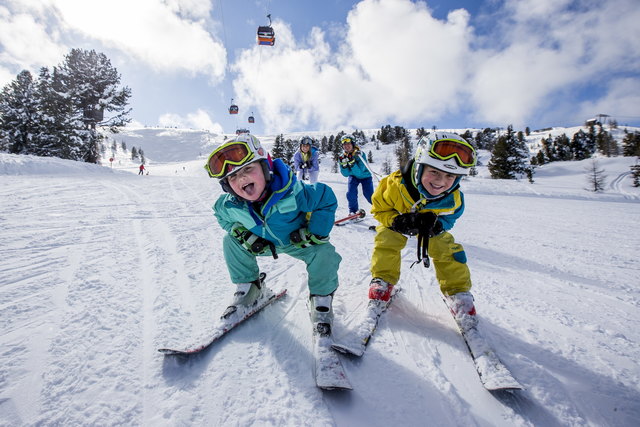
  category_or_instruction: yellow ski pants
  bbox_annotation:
[370,226,472,295]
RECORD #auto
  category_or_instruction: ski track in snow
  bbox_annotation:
[1,149,640,426]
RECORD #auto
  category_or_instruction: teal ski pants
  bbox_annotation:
[223,233,342,296]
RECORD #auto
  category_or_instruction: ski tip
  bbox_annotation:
[487,384,525,393]
[158,348,191,356]
[318,384,353,391]
[331,343,364,357]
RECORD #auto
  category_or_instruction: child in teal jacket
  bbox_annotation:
[205,134,341,335]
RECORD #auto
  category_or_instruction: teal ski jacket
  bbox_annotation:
[213,158,338,246]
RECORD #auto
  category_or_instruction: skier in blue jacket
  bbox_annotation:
[293,136,320,183]
[204,134,342,335]
[338,134,374,215]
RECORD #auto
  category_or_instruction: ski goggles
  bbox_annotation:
[429,138,476,167]
[341,137,353,145]
[300,137,313,145]
[205,141,254,178]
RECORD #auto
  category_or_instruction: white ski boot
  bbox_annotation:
[309,294,334,336]
[222,277,264,319]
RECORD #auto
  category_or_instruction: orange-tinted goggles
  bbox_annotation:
[429,139,476,167]
[205,142,254,178]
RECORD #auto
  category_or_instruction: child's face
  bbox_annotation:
[420,165,457,196]
[301,144,310,153]
[227,162,266,201]
[342,142,353,153]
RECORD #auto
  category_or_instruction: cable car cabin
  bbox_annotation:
[248,115,255,124]
[257,26,275,46]
[228,104,239,115]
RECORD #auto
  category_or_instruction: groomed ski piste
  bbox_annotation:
[1,125,639,426]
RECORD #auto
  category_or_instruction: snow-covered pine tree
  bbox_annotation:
[474,128,497,151]
[570,129,592,161]
[271,134,285,159]
[0,70,39,154]
[488,125,529,179]
[57,49,131,163]
[622,131,640,157]
[554,134,572,161]
[34,67,83,159]
[631,159,640,187]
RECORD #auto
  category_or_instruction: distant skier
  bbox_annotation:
[204,133,342,336]
[293,136,320,183]
[368,132,479,327]
[138,164,145,175]
[338,134,373,216]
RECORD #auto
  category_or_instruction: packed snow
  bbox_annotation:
[1,127,639,426]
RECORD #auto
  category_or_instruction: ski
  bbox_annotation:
[158,274,286,356]
[313,325,352,390]
[447,308,523,391]
[334,209,366,225]
[331,290,399,357]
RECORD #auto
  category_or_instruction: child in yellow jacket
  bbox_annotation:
[368,132,478,325]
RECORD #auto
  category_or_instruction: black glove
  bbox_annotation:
[231,224,272,255]
[289,228,329,249]
[391,212,437,236]
[429,219,444,237]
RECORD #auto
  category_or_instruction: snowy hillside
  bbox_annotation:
[1,133,639,426]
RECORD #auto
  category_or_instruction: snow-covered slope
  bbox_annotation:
[1,136,639,426]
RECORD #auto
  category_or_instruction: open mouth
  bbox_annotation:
[242,182,255,195]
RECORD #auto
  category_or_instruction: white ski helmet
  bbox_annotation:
[414,132,477,177]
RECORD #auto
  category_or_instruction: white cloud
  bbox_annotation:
[0,5,68,85]
[231,0,640,132]
[468,0,640,127]
[231,0,473,133]
[572,78,640,125]
[158,109,223,133]
[0,0,227,88]
[51,0,226,82]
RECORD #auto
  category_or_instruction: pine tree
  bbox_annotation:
[554,134,572,161]
[283,138,297,164]
[570,129,592,161]
[367,150,373,163]
[271,134,285,159]
[488,125,529,179]
[596,125,617,157]
[320,136,328,154]
[395,135,412,170]
[381,157,393,175]
[585,159,606,192]
[474,128,497,151]
[622,131,640,157]
[57,48,131,163]
[0,70,39,154]
[631,159,640,187]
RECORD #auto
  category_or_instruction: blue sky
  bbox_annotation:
[1,0,639,135]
